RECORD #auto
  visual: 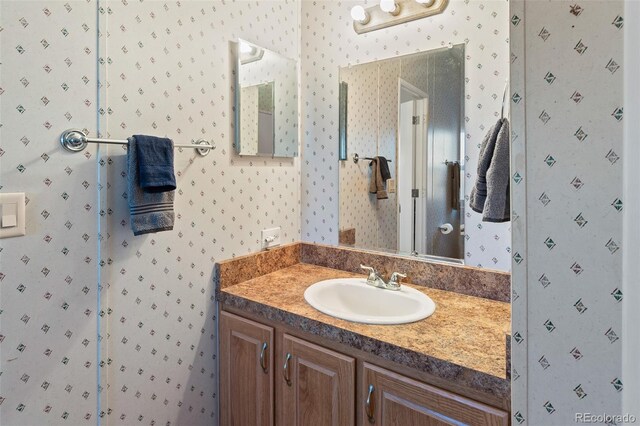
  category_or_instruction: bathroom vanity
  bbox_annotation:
[216,243,511,425]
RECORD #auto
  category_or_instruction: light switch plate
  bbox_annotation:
[0,193,26,238]
[2,203,18,227]
[387,178,396,193]
[261,227,281,249]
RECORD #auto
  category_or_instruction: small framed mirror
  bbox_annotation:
[234,39,298,157]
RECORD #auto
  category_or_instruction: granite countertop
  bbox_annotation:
[218,262,511,399]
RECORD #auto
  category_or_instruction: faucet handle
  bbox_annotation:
[388,272,407,287]
[360,264,377,279]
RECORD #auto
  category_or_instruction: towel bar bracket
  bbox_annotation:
[193,141,212,157]
[59,128,213,157]
[60,129,89,153]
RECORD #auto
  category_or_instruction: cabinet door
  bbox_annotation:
[279,334,355,426]
[361,363,508,426]
[220,311,274,426]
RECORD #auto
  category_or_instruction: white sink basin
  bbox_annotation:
[304,278,436,325]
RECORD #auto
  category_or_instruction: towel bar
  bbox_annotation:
[352,153,393,164]
[60,129,214,157]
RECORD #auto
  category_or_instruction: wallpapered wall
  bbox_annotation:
[240,85,261,153]
[510,1,625,424]
[0,1,300,425]
[339,60,410,251]
[0,2,101,424]
[339,62,381,249]
[376,60,401,251]
[1,0,628,425]
[301,0,512,271]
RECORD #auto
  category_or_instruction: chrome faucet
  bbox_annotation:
[360,265,387,289]
[360,265,406,291]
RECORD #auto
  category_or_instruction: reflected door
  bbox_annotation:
[398,80,428,254]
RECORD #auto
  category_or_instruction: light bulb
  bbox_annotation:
[380,0,399,15]
[240,42,253,54]
[350,5,370,24]
[416,0,435,6]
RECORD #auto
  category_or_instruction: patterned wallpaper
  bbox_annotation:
[510,1,625,424]
[102,1,300,424]
[376,60,400,251]
[240,85,261,154]
[339,62,384,249]
[300,0,512,271]
[0,1,301,425]
[0,2,101,424]
[1,1,628,425]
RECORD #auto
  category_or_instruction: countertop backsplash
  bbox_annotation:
[216,242,510,303]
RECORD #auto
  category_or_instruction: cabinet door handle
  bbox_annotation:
[283,353,292,386]
[365,384,375,423]
[259,342,268,373]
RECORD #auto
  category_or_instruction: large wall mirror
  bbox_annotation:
[234,39,298,157]
[338,45,465,263]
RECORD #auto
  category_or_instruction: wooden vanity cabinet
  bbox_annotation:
[361,363,509,426]
[220,313,355,426]
[278,334,355,426]
[220,311,274,426]
[220,310,509,426]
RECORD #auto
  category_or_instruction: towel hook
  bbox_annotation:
[500,81,509,119]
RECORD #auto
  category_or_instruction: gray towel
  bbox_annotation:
[368,158,388,200]
[377,156,391,181]
[470,118,510,222]
[448,161,460,211]
[127,136,175,235]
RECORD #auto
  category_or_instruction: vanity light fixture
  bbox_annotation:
[351,0,449,34]
[350,5,371,24]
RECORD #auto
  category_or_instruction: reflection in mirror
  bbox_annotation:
[235,39,298,157]
[339,45,465,263]
[338,82,348,161]
[240,82,275,155]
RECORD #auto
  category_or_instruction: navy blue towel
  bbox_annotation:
[133,134,176,193]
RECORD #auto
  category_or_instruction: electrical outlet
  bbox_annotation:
[261,227,281,249]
